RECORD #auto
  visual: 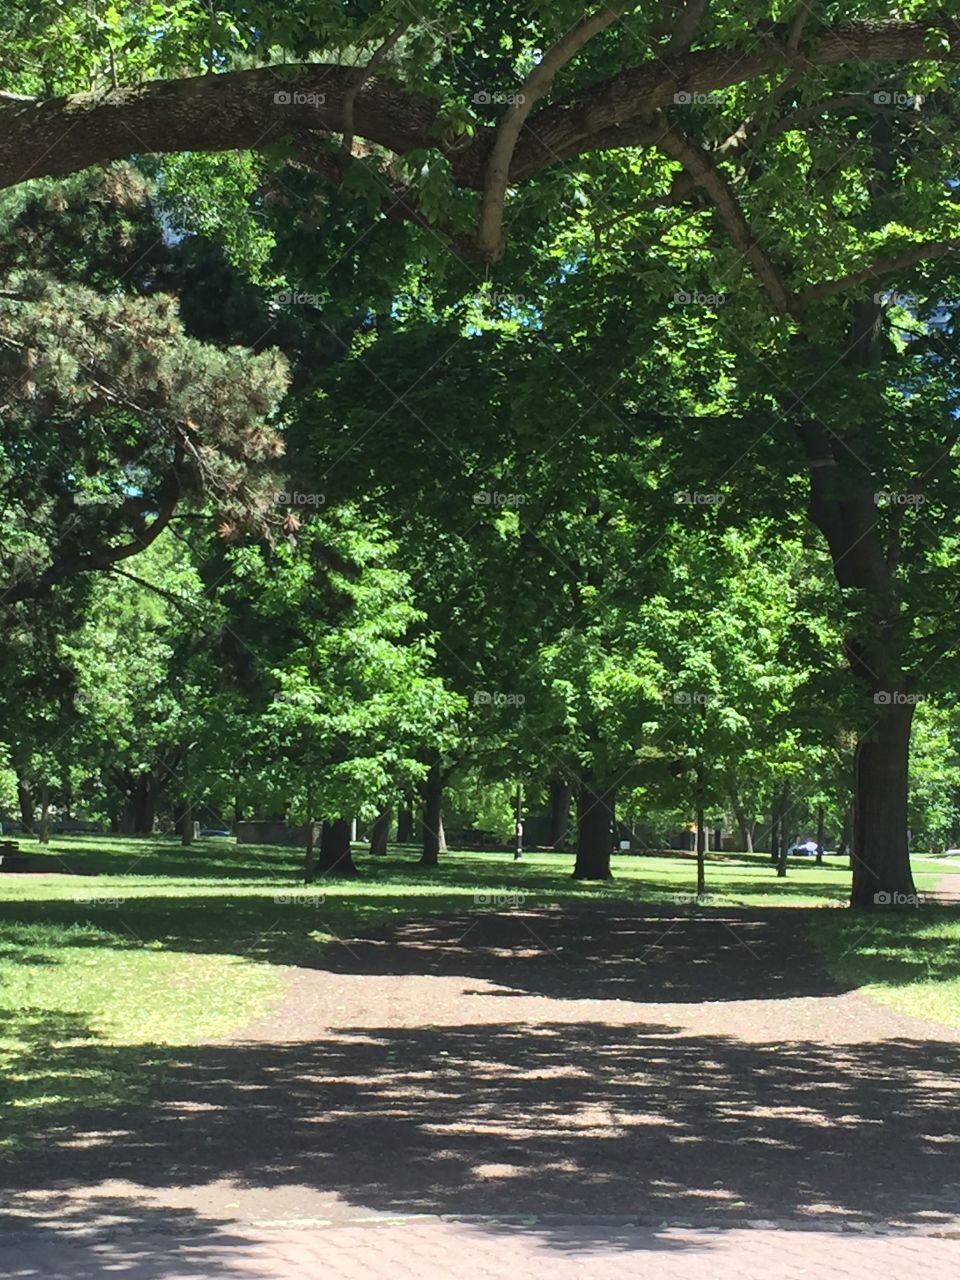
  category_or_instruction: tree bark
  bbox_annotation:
[16,770,34,834]
[547,778,572,849]
[695,762,706,897]
[396,801,415,843]
[317,818,357,877]
[131,774,157,835]
[816,804,825,865]
[573,782,615,879]
[852,701,917,906]
[369,806,391,856]
[793,302,917,905]
[37,782,51,845]
[733,801,754,853]
[419,763,444,867]
[776,785,790,878]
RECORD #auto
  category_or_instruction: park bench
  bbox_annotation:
[0,839,29,872]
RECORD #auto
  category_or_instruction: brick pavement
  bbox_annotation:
[4,1218,960,1279]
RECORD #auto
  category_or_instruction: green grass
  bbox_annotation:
[0,833,955,1152]
[809,908,960,1029]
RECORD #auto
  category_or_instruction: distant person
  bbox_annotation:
[514,819,523,861]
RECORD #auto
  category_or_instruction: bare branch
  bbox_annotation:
[476,3,633,260]
[795,239,960,309]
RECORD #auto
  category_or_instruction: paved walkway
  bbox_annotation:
[3,892,960,1275]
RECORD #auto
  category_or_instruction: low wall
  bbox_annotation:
[236,820,321,846]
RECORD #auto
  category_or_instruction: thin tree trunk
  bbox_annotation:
[816,803,825,865]
[369,806,391,856]
[547,778,571,849]
[695,762,706,897]
[304,779,315,883]
[776,785,790,878]
[419,763,444,867]
[573,782,615,880]
[37,782,51,845]
[16,770,34,834]
[396,801,415,843]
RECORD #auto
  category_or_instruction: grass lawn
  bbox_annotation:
[0,833,956,1153]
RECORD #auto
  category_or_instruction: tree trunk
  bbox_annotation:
[793,303,916,905]
[419,764,444,867]
[695,763,706,897]
[573,783,615,879]
[131,774,157,835]
[37,782,51,845]
[816,803,825,865]
[16,770,34,834]
[776,785,790,878]
[547,779,571,849]
[396,801,415,843]
[317,818,357,877]
[304,779,315,883]
[369,806,391,856]
[733,803,754,853]
[852,701,917,906]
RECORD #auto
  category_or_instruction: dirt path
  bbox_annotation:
[2,899,960,1276]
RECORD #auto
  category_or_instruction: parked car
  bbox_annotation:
[199,827,232,838]
[786,840,818,858]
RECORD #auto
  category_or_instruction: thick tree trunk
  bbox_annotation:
[419,764,444,867]
[369,806,391,856]
[547,779,572,849]
[317,818,357,877]
[573,783,615,880]
[852,701,917,906]
[794,303,917,905]
[16,770,34,834]
[131,775,157,834]
[396,802,415,843]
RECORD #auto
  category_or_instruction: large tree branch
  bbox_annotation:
[649,114,794,312]
[795,239,960,308]
[476,3,631,260]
